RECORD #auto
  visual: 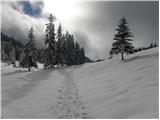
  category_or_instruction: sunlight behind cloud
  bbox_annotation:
[43,0,84,22]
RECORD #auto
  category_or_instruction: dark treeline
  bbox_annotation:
[1,14,91,71]
[133,42,158,53]
[1,33,24,63]
[42,14,87,69]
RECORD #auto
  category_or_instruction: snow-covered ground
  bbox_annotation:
[1,48,159,118]
[1,62,43,75]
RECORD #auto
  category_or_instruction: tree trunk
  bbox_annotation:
[28,67,31,72]
[121,52,124,61]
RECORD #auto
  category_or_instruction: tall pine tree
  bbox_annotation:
[44,14,57,68]
[56,23,64,67]
[74,41,80,65]
[20,27,37,71]
[110,17,134,60]
[66,34,75,65]
[154,42,158,47]
[80,47,85,64]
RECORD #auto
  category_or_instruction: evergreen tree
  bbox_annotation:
[1,33,20,63]
[43,48,54,68]
[62,31,72,65]
[20,27,37,71]
[80,47,85,64]
[1,33,24,63]
[61,31,86,65]
[44,14,57,68]
[67,34,75,65]
[62,32,70,65]
[150,43,153,48]
[110,17,134,60]
[142,47,146,50]
[74,41,80,64]
[138,47,142,51]
[61,35,66,65]
[42,14,87,67]
[3,41,15,63]
[154,42,158,47]
[56,23,64,67]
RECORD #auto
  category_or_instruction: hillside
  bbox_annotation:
[1,33,24,62]
[74,47,159,118]
[1,48,159,118]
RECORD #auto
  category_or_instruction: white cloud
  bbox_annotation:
[1,1,47,48]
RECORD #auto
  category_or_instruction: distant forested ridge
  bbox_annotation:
[1,32,24,63]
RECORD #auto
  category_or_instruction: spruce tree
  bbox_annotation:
[62,31,86,65]
[154,42,158,47]
[62,31,73,65]
[74,41,80,64]
[110,17,134,60]
[150,43,153,48]
[80,47,85,63]
[44,14,57,68]
[62,31,69,65]
[61,35,66,65]
[56,23,63,67]
[20,27,37,71]
[1,33,24,63]
[67,34,75,65]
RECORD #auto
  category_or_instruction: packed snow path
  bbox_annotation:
[49,67,90,118]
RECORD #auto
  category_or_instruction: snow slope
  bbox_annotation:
[1,48,159,118]
[74,48,159,118]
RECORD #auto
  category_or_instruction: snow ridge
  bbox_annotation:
[49,67,90,118]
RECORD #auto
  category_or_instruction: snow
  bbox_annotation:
[74,48,159,118]
[1,48,159,118]
[1,62,44,75]
[1,62,26,75]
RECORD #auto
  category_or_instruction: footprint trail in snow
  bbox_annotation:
[50,67,90,118]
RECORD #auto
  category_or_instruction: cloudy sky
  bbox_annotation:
[1,0,158,59]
